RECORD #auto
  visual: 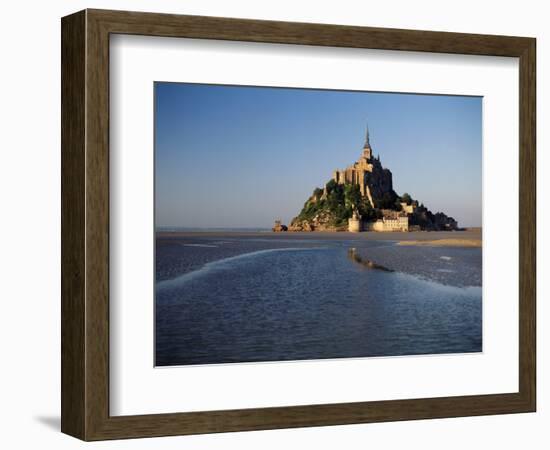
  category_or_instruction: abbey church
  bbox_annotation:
[332,126,394,211]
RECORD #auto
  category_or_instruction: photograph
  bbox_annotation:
[2,1,539,446]
[154,82,483,367]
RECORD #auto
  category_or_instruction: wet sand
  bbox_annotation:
[397,238,482,248]
[156,228,482,365]
[157,228,482,244]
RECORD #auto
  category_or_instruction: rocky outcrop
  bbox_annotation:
[408,205,459,231]
[364,163,395,208]
[347,248,394,271]
[289,208,346,232]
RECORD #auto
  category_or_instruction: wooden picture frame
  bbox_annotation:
[61,8,536,441]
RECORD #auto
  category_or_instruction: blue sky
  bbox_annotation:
[155,82,482,228]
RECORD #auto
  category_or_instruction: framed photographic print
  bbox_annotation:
[61,9,536,440]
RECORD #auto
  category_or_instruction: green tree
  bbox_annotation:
[401,192,413,205]
[325,179,337,194]
[313,187,323,199]
[344,184,362,212]
[394,198,403,211]
[358,196,376,220]
[375,191,398,209]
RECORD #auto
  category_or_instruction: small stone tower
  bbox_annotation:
[348,209,362,232]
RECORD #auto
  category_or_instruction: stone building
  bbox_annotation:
[332,125,394,208]
[400,202,416,214]
[364,216,409,232]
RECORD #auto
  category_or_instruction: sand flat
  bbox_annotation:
[397,238,481,248]
[157,229,482,243]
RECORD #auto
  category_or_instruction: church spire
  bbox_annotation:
[364,121,371,148]
[361,121,373,160]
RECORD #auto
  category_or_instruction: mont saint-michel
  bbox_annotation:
[275,124,458,233]
[154,82,482,367]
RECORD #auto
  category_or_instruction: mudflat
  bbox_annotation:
[155,227,482,365]
[397,238,481,247]
[157,228,482,244]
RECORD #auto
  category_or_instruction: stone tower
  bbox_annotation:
[348,208,362,232]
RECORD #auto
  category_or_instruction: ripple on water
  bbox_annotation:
[155,245,482,366]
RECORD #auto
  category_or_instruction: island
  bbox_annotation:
[274,124,459,233]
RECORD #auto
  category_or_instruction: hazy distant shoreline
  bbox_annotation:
[157,228,482,244]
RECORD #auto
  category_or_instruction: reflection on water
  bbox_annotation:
[155,237,482,366]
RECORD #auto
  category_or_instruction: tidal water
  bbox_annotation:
[155,235,482,366]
